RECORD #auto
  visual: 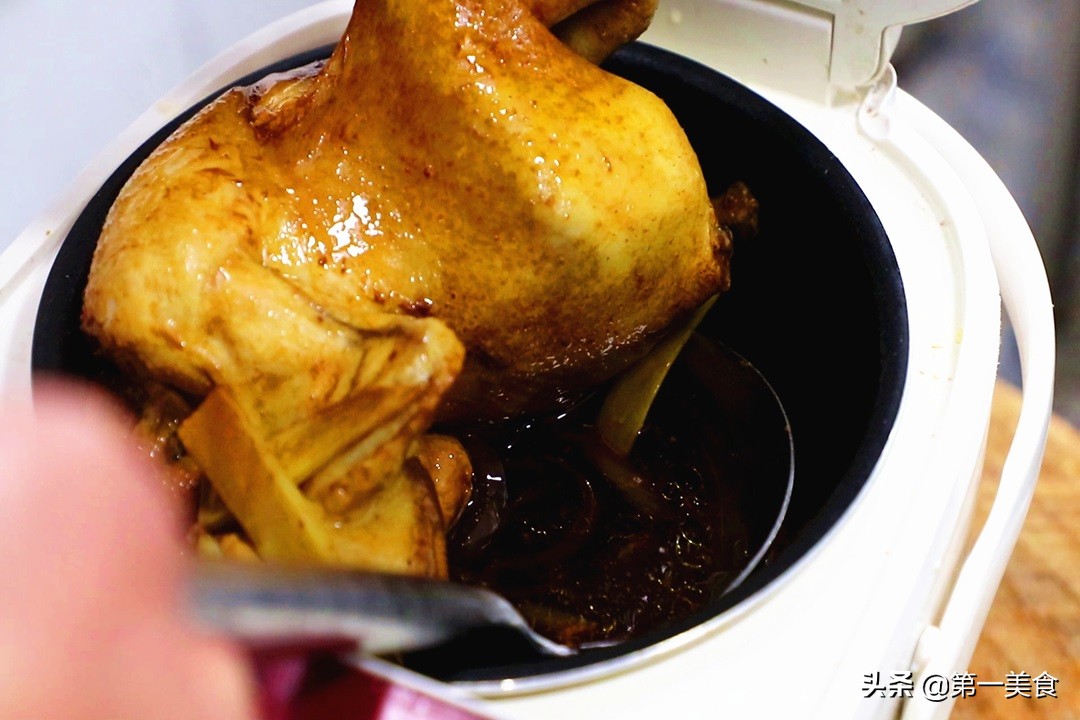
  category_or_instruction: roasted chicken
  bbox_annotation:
[82,0,731,575]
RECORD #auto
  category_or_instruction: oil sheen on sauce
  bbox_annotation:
[443,345,753,648]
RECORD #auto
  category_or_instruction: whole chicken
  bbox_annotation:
[82,0,730,575]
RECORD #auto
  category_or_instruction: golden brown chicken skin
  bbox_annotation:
[82,0,729,574]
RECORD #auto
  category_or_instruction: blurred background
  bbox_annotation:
[1,0,1076,422]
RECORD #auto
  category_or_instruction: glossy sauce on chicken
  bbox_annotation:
[81,0,731,577]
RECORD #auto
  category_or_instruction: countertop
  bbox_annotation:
[954,381,1079,719]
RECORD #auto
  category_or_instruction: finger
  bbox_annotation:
[0,386,257,720]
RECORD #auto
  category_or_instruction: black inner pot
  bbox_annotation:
[31,42,908,684]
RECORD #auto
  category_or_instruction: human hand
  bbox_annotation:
[0,386,257,720]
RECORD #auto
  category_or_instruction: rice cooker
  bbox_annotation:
[0,1,1055,718]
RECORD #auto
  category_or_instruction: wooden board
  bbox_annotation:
[952,382,1080,719]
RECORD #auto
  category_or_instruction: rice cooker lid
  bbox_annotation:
[787,0,980,88]
[650,0,979,100]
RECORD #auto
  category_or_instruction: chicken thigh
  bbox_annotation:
[82,0,729,574]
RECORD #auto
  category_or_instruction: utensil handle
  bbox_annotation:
[191,564,528,656]
[900,106,1055,719]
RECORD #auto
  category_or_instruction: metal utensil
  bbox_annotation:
[191,341,792,660]
[192,563,576,658]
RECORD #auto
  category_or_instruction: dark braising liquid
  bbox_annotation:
[443,342,756,648]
